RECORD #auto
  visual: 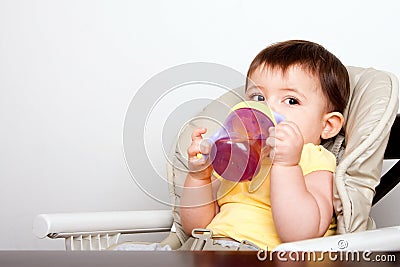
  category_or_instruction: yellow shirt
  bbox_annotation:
[206,143,337,250]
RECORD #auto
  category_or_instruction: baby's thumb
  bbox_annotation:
[199,139,212,155]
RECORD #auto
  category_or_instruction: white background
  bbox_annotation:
[0,0,399,250]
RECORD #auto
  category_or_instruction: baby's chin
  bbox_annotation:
[300,134,323,145]
[310,138,323,146]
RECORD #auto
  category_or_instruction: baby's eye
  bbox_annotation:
[284,97,299,105]
[250,94,265,102]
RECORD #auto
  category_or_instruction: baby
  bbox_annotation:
[180,40,350,250]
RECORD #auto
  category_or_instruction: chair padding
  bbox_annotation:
[333,66,399,233]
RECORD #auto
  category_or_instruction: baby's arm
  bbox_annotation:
[180,128,220,235]
[268,122,333,242]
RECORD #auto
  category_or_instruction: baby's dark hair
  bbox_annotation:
[247,40,350,113]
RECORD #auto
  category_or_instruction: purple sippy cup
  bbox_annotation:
[206,101,284,182]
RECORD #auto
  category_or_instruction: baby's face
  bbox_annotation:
[246,65,329,145]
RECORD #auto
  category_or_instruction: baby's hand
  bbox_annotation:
[187,128,213,180]
[266,121,304,167]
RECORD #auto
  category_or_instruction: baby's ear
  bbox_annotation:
[321,112,344,140]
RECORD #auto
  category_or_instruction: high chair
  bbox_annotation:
[33,66,400,251]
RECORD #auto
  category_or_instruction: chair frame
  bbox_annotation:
[373,114,400,205]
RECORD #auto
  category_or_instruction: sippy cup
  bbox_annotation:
[203,101,284,182]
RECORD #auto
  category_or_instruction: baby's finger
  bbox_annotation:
[191,128,207,141]
[266,136,275,148]
[269,148,275,161]
[274,122,297,140]
[189,155,211,171]
[268,126,275,138]
[199,139,211,154]
[281,121,301,136]
[187,141,202,157]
